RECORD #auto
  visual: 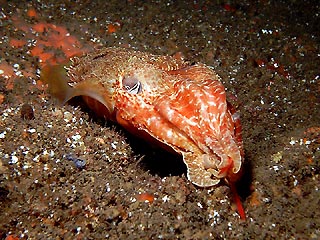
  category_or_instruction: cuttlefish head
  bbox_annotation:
[154,65,244,188]
[153,65,246,219]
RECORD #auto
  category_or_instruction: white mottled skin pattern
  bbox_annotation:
[43,47,244,188]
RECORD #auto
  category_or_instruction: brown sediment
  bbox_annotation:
[0,1,319,239]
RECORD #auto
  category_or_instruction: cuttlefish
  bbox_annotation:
[42,47,245,219]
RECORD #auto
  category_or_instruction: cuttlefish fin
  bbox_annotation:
[41,64,114,118]
[41,64,75,104]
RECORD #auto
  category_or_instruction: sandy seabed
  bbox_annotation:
[0,1,319,239]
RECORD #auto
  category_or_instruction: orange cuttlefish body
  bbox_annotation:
[42,47,245,219]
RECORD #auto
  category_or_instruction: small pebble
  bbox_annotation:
[65,154,86,169]
[21,103,35,120]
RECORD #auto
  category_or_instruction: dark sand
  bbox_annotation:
[0,1,319,239]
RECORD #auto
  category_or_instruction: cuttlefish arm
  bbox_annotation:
[156,64,246,219]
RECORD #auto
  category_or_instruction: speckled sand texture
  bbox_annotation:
[0,1,319,239]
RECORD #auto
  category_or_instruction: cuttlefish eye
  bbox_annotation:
[122,76,142,94]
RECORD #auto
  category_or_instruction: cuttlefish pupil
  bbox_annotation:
[123,76,143,94]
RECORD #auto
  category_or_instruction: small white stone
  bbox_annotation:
[33,155,40,162]
[0,131,6,138]
[72,134,81,141]
[11,155,19,164]
[43,164,49,171]
[28,128,36,133]
[289,140,296,145]
[162,195,170,202]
